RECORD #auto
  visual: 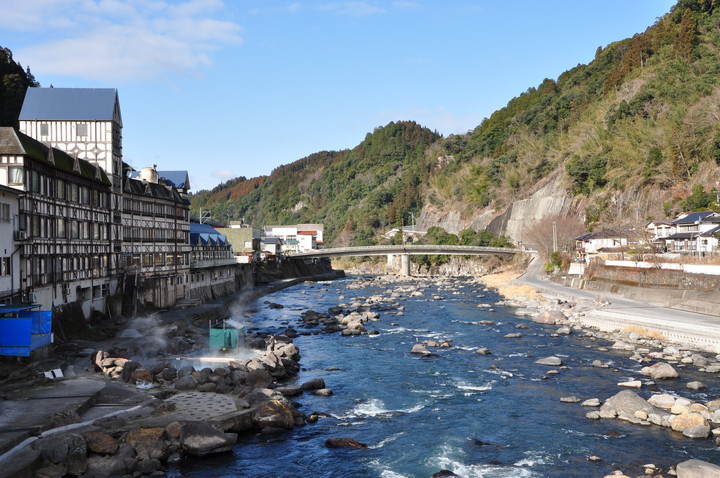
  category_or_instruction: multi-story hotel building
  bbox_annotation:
[0,128,114,316]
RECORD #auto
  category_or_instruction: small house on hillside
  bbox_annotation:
[575,228,635,262]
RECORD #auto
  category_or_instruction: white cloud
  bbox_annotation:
[212,169,238,180]
[2,0,242,83]
[319,2,384,16]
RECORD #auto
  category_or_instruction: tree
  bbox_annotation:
[682,184,712,210]
[523,214,585,261]
[0,46,40,127]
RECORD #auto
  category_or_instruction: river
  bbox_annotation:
[169,275,720,477]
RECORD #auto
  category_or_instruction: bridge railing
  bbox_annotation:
[289,244,518,258]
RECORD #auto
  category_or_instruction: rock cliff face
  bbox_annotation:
[418,171,576,243]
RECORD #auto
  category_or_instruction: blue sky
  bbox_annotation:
[1,0,676,192]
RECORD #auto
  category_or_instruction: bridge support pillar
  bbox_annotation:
[400,254,411,276]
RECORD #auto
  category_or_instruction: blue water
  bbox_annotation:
[170,276,720,477]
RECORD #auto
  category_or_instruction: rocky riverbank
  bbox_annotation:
[288,270,720,477]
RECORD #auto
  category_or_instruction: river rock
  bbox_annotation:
[533,310,566,324]
[432,471,459,477]
[600,390,658,419]
[617,380,642,388]
[687,381,706,390]
[314,388,333,396]
[38,433,87,476]
[179,421,238,456]
[592,360,609,368]
[325,437,368,448]
[670,412,707,432]
[535,356,563,366]
[582,398,601,407]
[475,348,491,355]
[175,375,198,391]
[254,400,296,430]
[676,459,720,477]
[246,369,273,388]
[411,344,433,356]
[641,363,679,380]
[682,425,711,439]
[648,394,676,410]
[556,326,572,335]
[83,431,118,455]
[84,453,131,478]
[301,378,326,391]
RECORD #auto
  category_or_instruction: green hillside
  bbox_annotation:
[192,121,440,245]
[191,0,720,244]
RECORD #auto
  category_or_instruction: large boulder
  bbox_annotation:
[38,433,87,476]
[253,400,296,430]
[174,375,198,391]
[179,421,237,457]
[600,390,659,420]
[533,310,566,325]
[647,393,676,410]
[670,413,707,432]
[676,459,720,478]
[641,362,679,380]
[300,378,326,391]
[246,369,273,388]
[83,431,118,455]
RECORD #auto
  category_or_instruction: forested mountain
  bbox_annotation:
[194,0,720,245]
[0,47,39,127]
[193,121,441,245]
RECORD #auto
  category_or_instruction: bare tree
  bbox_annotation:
[523,214,585,260]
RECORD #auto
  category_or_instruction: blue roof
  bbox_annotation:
[157,171,190,189]
[673,211,716,224]
[189,222,230,247]
[19,87,120,122]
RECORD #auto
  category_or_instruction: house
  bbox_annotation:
[0,185,20,303]
[662,211,720,253]
[0,127,115,321]
[645,220,674,249]
[263,224,324,252]
[575,228,635,261]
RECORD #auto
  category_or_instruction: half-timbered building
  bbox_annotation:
[122,166,191,308]
[0,128,114,316]
[18,87,123,273]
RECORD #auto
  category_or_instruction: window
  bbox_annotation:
[57,218,65,238]
[8,167,23,185]
[77,124,88,136]
[0,204,9,222]
[0,257,9,276]
[56,179,65,200]
[40,124,49,136]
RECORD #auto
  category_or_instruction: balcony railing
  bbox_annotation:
[190,258,238,269]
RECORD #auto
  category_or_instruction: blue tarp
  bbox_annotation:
[0,307,51,357]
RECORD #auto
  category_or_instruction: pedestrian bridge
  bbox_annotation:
[291,245,518,275]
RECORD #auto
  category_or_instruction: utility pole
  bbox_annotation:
[199,208,211,224]
[552,221,558,253]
